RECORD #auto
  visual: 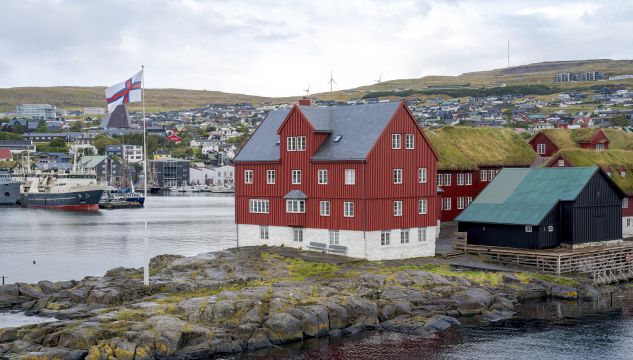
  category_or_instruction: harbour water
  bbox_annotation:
[0,193,236,284]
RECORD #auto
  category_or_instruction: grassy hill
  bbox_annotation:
[3,59,633,113]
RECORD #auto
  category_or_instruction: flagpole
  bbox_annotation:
[142,65,149,286]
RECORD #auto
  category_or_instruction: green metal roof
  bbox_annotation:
[455,166,611,226]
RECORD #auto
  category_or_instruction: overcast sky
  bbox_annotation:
[1,0,632,97]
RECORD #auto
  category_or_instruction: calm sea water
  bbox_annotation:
[0,193,236,284]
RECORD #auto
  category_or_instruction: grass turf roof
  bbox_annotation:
[540,128,633,151]
[570,128,599,143]
[602,129,633,150]
[539,129,581,149]
[549,149,633,195]
[424,127,537,170]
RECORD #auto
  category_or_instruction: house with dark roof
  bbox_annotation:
[233,101,440,260]
[455,167,625,249]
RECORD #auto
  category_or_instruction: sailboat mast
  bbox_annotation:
[142,65,149,286]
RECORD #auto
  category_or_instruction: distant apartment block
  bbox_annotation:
[0,140,36,154]
[84,107,106,115]
[554,72,604,82]
[17,104,62,119]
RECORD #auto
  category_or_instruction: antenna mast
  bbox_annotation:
[508,40,510,68]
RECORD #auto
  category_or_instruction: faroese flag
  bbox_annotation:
[105,70,143,113]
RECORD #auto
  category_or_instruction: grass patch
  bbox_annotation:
[287,260,339,279]
[530,274,579,287]
[116,311,148,322]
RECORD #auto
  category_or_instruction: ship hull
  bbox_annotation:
[125,197,145,205]
[19,189,104,211]
[0,182,20,205]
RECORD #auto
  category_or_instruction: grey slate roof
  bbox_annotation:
[283,190,307,199]
[234,103,401,162]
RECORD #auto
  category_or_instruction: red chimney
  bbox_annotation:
[298,99,311,106]
[605,164,612,177]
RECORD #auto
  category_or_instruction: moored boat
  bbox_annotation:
[0,169,20,205]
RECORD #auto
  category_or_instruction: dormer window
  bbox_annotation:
[287,137,296,151]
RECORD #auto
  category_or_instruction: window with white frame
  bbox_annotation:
[465,173,472,185]
[394,201,403,216]
[249,199,269,213]
[548,225,553,232]
[418,228,427,242]
[457,197,464,209]
[466,197,473,207]
[267,170,275,184]
[489,170,496,181]
[318,169,328,184]
[329,230,339,245]
[245,170,253,184]
[481,170,487,182]
[596,143,604,151]
[392,134,401,149]
[418,199,427,214]
[401,229,409,243]
[393,169,403,184]
[558,160,564,167]
[297,136,306,151]
[344,202,354,217]
[624,198,629,209]
[293,228,303,242]
[444,174,451,186]
[525,226,532,232]
[437,174,443,186]
[260,226,269,240]
[381,231,390,246]
[345,169,355,185]
[292,170,301,184]
[418,168,427,183]
[537,144,545,154]
[405,134,414,149]
[287,137,296,151]
[286,200,305,213]
[320,201,330,216]
[457,174,464,186]
[443,198,451,210]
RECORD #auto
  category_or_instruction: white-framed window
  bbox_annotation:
[624,198,629,209]
[260,226,269,240]
[267,170,275,184]
[293,228,303,242]
[443,198,451,210]
[466,197,473,207]
[418,199,427,214]
[405,134,414,149]
[457,174,464,186]
[418,168,427,183]
[596,143,604,151]
[457,197,464,209]
[537,144,545,154]
[320,201,330,216]
[318,169,328,184]
[297,136,306,151]
[381,231,390,246]
[249,199,269,213]
[286,199,305,213]
[392,134,401,149]
[525,226,532,232]
[465,173,472,185]
[287,137,297,151]
[245,170,253,184]
[394,201,403,216]
[344,202,354,217]
[489,170,496,181]
[329,230,339,245]
[444,174,451,186]
[481,170,487,182]
[401,229,410,244]
[393,169,403,184]
[437,174,443,186]
[548,225,553,232]
[345,169,355,185]
[558,160,564,167]
[292,170,301,184]
[418,228,427,242]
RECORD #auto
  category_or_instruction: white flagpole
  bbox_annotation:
[142,65,149,286]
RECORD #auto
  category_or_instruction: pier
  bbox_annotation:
[99,201,143,210]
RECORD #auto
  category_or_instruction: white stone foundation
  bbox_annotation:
[237,224,437,261]
[624,217,633,238]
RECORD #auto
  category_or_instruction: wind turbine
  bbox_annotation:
[327,70,337,92]
[303,83,310,97]
[375,74,382,83]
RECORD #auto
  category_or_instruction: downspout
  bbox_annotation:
[363,161,367,258]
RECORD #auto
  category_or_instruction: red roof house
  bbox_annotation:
[0,149,13,161]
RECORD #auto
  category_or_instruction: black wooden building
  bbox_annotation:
[454,167,625,250]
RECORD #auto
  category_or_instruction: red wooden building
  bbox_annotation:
[233,102,440,260]
[530,128,610,157]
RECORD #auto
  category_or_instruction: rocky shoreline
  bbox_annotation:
[0,247,604,360]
